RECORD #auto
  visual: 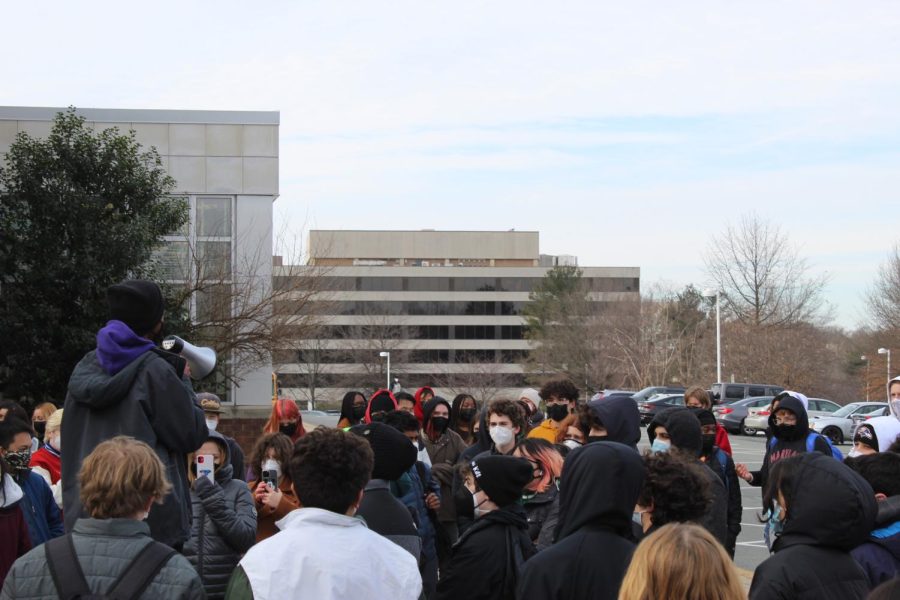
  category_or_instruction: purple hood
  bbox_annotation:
[96,320,156,375]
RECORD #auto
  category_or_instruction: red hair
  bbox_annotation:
[516,438,563,494]
[263,398,305,442]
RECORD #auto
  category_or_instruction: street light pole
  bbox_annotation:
[861,355,869,401]
[879,348,891,401]
[379,351,391,391]
[703,289,722,384]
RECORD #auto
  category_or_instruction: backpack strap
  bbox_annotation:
[715,448,728,480]
[805,431,818,453]
[106,541,177,600]
[45,534,92,600]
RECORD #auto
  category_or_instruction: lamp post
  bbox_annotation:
[703,289,722,384]
[879,348,891,401]
[861,355,869,401]
[379,351,391,391]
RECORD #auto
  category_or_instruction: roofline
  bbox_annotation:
[0,106,279,125]
[310,229,539,234]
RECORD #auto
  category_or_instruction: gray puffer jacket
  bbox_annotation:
[183,432,257,600]
[0,518,205,600]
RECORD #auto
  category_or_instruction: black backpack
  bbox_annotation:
[45,534,176,600]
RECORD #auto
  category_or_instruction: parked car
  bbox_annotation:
[809,402,889,445]
[637,394,685,425]
[744,398,842,435]
[710,382,785,404]
[714,396,775,434]
[631,386,687,404]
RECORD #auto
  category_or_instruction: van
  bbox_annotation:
[710,382,784,404]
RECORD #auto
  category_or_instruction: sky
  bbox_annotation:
[2,1,899,329]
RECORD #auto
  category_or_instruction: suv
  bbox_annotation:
[631,386,687,403]
[710,382,784,404]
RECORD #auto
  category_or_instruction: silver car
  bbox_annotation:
[809,402,889,445]
[744,398,842,435]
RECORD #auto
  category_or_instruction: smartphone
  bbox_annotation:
[262,469,278,490]
[196,454,215,483]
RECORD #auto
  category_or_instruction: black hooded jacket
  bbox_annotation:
[587,397,641,449]
[750,453,877,600]
[516,442,644,600]
[648,408,729,548]
[437,504,534,600]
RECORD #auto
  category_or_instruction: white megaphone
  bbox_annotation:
[161,336,217,380]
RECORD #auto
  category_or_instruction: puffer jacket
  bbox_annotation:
[749,452,877,600]
[0,518,205,600]
[183,432,257,599]
[522,484,559,551]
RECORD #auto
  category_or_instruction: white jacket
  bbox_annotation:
[238,507,422,600]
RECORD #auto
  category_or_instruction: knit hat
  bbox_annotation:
[470,455,533,507]
[519,389,541,411]
[197,392,223,414]
[107,280,165,335]
[854,424,878,450]
[351,422,417,481]
[691,407,717,428]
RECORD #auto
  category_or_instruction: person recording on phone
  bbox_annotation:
[247,432,299,542]
[61,280,208,551]
[185,431,256,600]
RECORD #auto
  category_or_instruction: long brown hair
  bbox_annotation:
[618,523,745,600]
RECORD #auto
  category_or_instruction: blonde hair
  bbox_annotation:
[619,523,745,600]
[79,436,172,519]
[32,402,58,422]
[44,409,63,440]
[684,386,711,409]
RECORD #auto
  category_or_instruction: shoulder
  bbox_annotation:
[152,551,204,593]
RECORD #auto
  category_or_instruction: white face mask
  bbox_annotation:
[489,425,515,447]
[205,418,218,432]
[562,439,583,451]
[262,458,282,481]
[848,448,863,458]
[50,435,61,452]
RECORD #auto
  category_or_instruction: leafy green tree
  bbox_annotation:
[0,109,188,405]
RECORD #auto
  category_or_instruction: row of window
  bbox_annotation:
[276,275,639,293]
[273,349,530,365]
[297,325,525,340]
[277,373,531,389]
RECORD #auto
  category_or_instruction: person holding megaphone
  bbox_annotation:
[62,280,209,551]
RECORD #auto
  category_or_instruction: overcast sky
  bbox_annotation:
[3,1,899,329]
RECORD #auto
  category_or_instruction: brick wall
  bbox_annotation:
[216,417,267,467]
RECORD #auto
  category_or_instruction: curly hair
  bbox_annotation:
[487,398,526,433]
[248,432,295,482]
[638,450,712,528]
[575,403,601,436]
[290,427,374,514]
[539,377,579,403]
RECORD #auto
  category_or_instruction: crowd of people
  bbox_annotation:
[0,278,899,600]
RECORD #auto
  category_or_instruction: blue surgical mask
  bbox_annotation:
[632,510,646,526]
[650,439,671,453]
[768,501,784,538]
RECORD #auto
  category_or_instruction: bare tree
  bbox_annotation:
[704,213,829,327]
[432,353,525,405]
[865,242,900,331]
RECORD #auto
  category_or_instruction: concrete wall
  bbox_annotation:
[310,229,540,261]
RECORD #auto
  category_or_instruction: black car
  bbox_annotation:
[637,394,685,425]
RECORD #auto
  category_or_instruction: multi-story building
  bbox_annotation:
[274,229,640,406]
[0,106,279,408]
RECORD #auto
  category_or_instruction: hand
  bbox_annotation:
[253,482,273,506]
[264,485,284,509]
[425,492,441,511]
[735,463,752,482]
[183,362,192,378]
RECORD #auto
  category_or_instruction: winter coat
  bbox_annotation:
[517,442,643,600]
[422,397,467,523]
[587,396,641,449]
[851,494,900,588]
[28,444,60,485]
[715,424,733,456]
[357,479,422,560]
[0,518,205,600]
[526,420,559,444]
[13,469,63,546]
[247,475,299,542]
[229,508,422,600]
[521,484,559,551]
[183,432,257,600]
[392,463,439,563]
[703,445,742,556]
[0,476,30,586]
[437,504,535,600]
[749,452,877,600]
[63,328,208,549]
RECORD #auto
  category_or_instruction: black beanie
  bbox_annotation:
[471,455,533,507]
[350,422,417,481]
[107,280,164,335]
[691,407,717,428]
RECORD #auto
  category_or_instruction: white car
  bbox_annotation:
[744,398,842,435]
[809,402,890,445]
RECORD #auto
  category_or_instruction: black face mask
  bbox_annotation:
[431,416,449,433]
[773,423,799,440]
[547,404,570,422]
[33,421,46,438]
[459,408,476,422]
[701,434,716,455]
[279,422,298,437]
[352,405,366,421]
[586,435,607,444]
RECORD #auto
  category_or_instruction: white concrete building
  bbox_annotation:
[0,106,279,408]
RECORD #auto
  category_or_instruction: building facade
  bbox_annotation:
[0,106,279,408]
[274,230,640,406]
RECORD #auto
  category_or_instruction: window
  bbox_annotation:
[196,197,232,237]
[197,241,232,278]
[153,241,189,280]
[748,386,765,397]
[725,386,745,400]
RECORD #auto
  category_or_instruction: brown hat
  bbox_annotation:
[197,392,222,414]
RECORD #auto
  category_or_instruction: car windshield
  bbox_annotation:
[832,404,862,418]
